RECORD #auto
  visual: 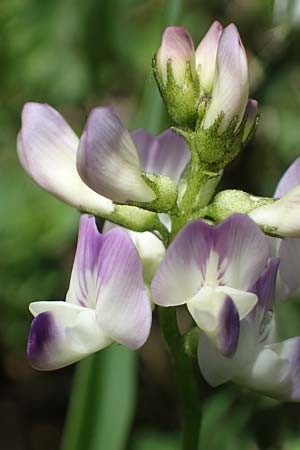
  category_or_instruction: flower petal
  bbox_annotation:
[216,296,240,357]
[237,338,300,401]
[96,227,152,350]
[214,214,270,289]
[267,338,300,401]
[17,102,114,214]
[249,186,300,237]
[66,214,103,309]
[217,286,257,321]
[274,158,300,198]
[249,257,279,321]
[278,238,300,298]
[151,220,212,307]
[131,129,190,184]
[198,320,254,386]
[77,107,156,203]
[28,301,112,370]
[195,20,223,93]
[151,214,269,307]
[103,221,165,285]
[203,23,249,132]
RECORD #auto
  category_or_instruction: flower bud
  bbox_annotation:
[195,20,223,94]
[156,26,196,87]
[154,26,199,127]
[202,23,249,133]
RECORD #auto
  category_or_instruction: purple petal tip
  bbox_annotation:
[217,297,240,357]
[27,312,57,369]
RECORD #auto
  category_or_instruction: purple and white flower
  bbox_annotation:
[27,214,152,370]
[103,128,190,283]
[198,258,300,401]
[151,214,269,355]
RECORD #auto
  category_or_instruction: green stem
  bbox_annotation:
[159,307,201,450]
[60,356,96,450]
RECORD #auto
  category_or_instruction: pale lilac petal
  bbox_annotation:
[151,220,212,307]
[156,26,195,86]
[77,107,155,203]
[249,186,300,237]
[275,158,300,198]
[216,296,240,357]
[151,214,269,307]
[96,228,151,350]
[66,215,103,308]
[28,301,112,370]
[195,20,223,93]
[203,24,249,132]
[278,238,300,297]
[103,221,165,285]
[17,103,114,214]
[131,129,190,183]
[213,214,269,289]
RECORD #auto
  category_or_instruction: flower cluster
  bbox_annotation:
[18,20,300,402]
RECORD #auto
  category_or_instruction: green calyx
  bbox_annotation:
[125,172,178,214]
[206,189,275,223]
[153,56,200,128]
[177,113,248,173]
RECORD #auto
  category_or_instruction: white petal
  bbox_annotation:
[249,186,300,237]
[217,286,257,320]
[18,103,114,214]
[198,320,255,386]
[28,301,112,370]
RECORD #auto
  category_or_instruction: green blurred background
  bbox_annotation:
[2,0,300,449]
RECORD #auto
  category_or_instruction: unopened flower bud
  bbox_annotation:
[156,26,196,87]
[202,24,249,133]
[195,20,223,94]
[154,26,199,127]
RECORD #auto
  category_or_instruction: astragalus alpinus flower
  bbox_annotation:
[198,258,300,401]
[151,214,269,356]
[27,214,151,370]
